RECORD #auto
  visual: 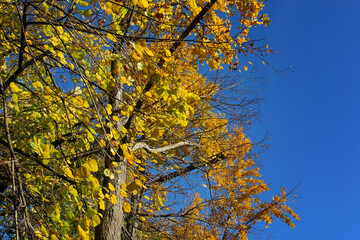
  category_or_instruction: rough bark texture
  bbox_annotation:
[124,188,145,240]
[95,161,127,240]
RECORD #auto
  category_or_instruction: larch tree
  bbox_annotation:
[0,0,299,239]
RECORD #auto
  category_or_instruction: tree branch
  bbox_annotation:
[131,141,200,153]
[2,51,50,93]
[146,153,224,187]
[0,72,20,239]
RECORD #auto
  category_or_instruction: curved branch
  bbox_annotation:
[131,141,200,153]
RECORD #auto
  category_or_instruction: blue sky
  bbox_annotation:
[245,0,360,239]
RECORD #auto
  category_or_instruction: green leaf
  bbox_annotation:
[151,73,161,83]
[87,207,97,218]
[91,214,101,227]
[12,94,18,103]
[79,0,89,6]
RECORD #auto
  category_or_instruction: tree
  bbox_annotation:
[0,0,298,239]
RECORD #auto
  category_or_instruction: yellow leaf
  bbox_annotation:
[120,189,128,197]
[122,202,131,213]
[44,86,52,95]
[41,225,49,237]
[51,235,59,240]
[10,82,21,93]
[145,49,154,56]
[110,194,117,204]
[126,154,134,165]
[32,81,43,90]
[105,2,113,15]
[120,144,135,165]
[12,93,17,103]
[77,225,87,238]
[99,139,106,148]
[108,183,116,191]
[120,76,127,84]
[55,204,61,220]
[69,186,78,197]
[76,164,91,179]
[87,159,98,172]
[43,144,50,159]
[187,0,196,9]
[132,0,139,5]
[112,62,122,75]
[131,51,142,61]
[138,0,149,8]
[243,65,248,71]
[135,179,143,187]
[106,104,112,115]
[151,128,165,138]
[145,92,152,98]
[112,161,118,168]
[63,167,74,179]
[136,39,147,51]
[107,33,117,42]
[165,49,171,57]
[99,199,105,210]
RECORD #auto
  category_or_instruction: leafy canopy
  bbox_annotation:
[0,0,297,239]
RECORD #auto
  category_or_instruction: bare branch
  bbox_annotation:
[146,153,225,187]
[131,141,200,153]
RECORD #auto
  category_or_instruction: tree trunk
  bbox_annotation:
[95,161,127,240]
[95,65,127,239]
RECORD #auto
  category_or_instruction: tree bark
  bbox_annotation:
[95,161,127,240]
[95,63,127,239]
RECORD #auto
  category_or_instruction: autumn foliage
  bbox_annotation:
[0,0,298,239]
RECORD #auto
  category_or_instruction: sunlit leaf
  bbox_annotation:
[122,202,131,213]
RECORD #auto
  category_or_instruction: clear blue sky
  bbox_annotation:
[246,0,360,239]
